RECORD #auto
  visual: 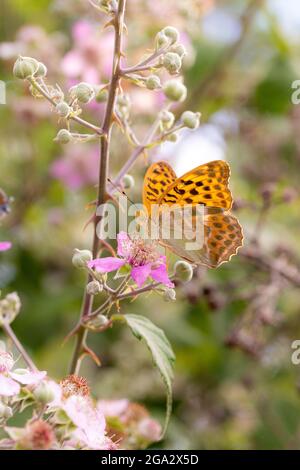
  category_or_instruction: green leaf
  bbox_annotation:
[114,264,131,279]
[123,314,175,438]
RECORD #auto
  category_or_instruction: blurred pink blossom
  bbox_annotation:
[50,145,99,190]
[0,241,11,252]
[61,20,114,84]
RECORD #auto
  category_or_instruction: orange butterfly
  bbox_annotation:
[142,160,243,268]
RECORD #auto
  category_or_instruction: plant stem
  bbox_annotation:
[2,323,37,371]
[69,0,127,375]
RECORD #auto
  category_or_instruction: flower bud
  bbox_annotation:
[162,26,179,45]
[0,403,13,420]
[96,88,109,103]
[55,129,73,144]
[56,101,71,118]
[122,174,135,189]
[86,280,103,295]
[146,75,161,90]
[163,80,187,102]
[181,111,201,129]
[155,31,169,49]
[163,52,182,74]
[13,56,39,79]
[0,292,21,325]
[33,382,55,405]
[165,133,178,142]
[72,249,93,268]
[72,82,95,104]
[159,110,175,130]
[117,93,131,108]
[163,287,176,302]
[35,62,47,78]
[171,44,187,58]
[87,314,110,330]
[174,260,193,282]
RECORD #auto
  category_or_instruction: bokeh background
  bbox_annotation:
[1,0,300,449]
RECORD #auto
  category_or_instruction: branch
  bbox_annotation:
[2,323,37,371]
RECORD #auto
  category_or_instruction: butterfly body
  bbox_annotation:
[143,160,243,268]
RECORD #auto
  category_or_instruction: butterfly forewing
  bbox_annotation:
[158,160,232,210]
[143,161,177,212]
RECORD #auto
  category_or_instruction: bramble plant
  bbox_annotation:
[0,0,204,450]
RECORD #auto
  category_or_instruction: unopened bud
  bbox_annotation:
[155,31,169,50]
[159,110,175,130]
[181,111,201,129]
[90,314,110,329]
[163,288,176,302]
[96,88,109,103]
[56,101,71,118]
[86,280,103,295]
[165,133,178,142]
[35,62,47,78]
[0,292,21,325]
[174,260,193,282]
[72,82,95,104]
[122,174,135,189]
[162,26,179,45]
[171,44,187,58]
[33,382,55,405]
[55,129,73,144]
[163,80,187,102]
[13,56,39,79]
[0,403,13,420]
[117,93,131,108]
[72,249,93,268]
[163,52,182,74]
[146,75,161,90]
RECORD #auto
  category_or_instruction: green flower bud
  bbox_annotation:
[146,75,161,90]
[0,292,21,325]
[72,249,93,268]
[91,314,109,328]
[0,403,13,420]
[86,280,103,295]
[163,80,187,102]
[181,111,201,129]
[13,56,39,79]
[96,88,109,103]
[165,133,178,142]
[171,44,187,58]
[163,288,176,302]
[122,174,135,189]
[174,260,193,282]
[155,31,169,49]
[56,101,71,118]
[73,82,95,104]
[117,93,131,108]
[163,52,182,74]
[159,110,175,130]
[33,382,55,405]
[162,26,179,45]
[35,62,47,78]
[55,129,73,144]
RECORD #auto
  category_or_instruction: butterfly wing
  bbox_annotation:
[143,161,177,212]
[158,160,232,210]
[159,210,243,268]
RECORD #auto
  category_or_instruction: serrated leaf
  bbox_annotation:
[124,314,175,438]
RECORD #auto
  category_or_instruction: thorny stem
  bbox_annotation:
[28,78,104,136]
[2,322,37,371]
[69,0,127,375]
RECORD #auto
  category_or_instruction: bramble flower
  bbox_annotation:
[60,374,90,399]
[0,241,11,252]
[0,350,46,397]
[21,420,55,450]
[88,232,174,288]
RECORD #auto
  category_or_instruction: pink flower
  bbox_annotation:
[63,395,117,450]
[61,20,114,84]
[0,351,46,397]
[50,145,99,190]
[89,232,174,288]
[0,241,11,252]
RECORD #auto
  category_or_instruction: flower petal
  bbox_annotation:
[0,242,12,252]
[131,264,152,288]
[9,369,46,385]
[0,374,20,396]
[117,232,131,258]
[151,262,174,288]
[88,257,126,273]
